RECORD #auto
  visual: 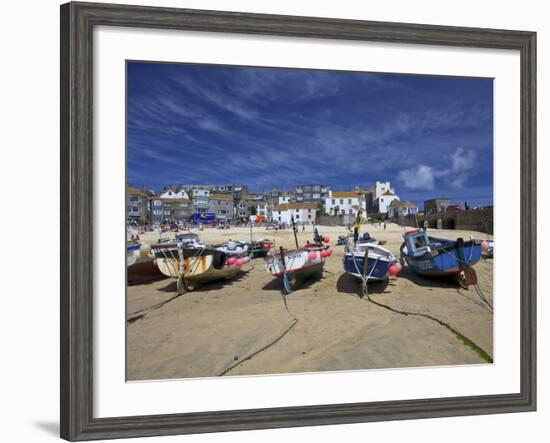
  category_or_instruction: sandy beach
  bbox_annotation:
[127,223,493,381]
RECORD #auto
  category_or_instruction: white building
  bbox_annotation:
[377,189,400,214]
[278,194,292,205]
[159,188,190,200]
[366,181,395,212]
[255,202,273,220]
[324,191,365,216]
[387,200,419,219]
[272,202,318,225]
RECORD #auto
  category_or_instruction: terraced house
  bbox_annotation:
[127,186,150,224]
[295,184,330,203]
[324,191,365,216]
[209,193,235,223]
[272,202,318,225]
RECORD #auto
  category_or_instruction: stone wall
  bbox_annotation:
[317,214,357,226]
[398,208,493,234]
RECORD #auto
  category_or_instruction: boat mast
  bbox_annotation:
[291,215,299,249]
[353,210,362,244]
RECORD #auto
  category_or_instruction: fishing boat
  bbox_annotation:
[126,241,163,284]
[249,238,274,258]
[343,235,399,282]
[127,241,145,267]
[482,239,494,258]
[152,235,247,292]
[264,219,332,293]
[245,221,273,258]
[337,234,350,246]
[216,240,249,257]
[399,228,482,285]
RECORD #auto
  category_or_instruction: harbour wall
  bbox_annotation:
[397,208,493,234]
[317,214,357,226]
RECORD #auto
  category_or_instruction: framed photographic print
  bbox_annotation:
[60,2,536,441]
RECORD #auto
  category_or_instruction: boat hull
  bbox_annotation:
[265,248,325,276]
[264,247,326,290]
[155,255,241,283]
[127,258,162,284]
[400,239,482,277]
[343,254,391,281]
[152,245,241,284]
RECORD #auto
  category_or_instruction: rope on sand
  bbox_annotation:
[360,292,493,363]
[217,291,298,376]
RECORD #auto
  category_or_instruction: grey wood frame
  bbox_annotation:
[60,2,537,441]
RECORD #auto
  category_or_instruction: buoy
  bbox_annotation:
[322,236,330,243]
[481,240,489,252]
[388,263,401,276]
[326,246,333,256]
[236,258,245,266]
[227,257,236,265]
[308,251,317,261]
[243,256,251,263]
[320,249,329,258]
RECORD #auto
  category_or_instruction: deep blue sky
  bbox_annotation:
[127,62,493,207]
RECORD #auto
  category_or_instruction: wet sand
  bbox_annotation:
[127,223,493,380]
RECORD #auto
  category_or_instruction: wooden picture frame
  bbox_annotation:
[60,2,536,440]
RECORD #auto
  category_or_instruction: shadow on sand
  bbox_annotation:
[156,268,253,293]
[262,270,324,292]
[336,273,390,295]
[397,265,461,289]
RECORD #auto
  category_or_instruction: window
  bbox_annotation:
[348,199,352,204]
[296,214,300,219]
[308,209,312,213]
[349,209,353,214]
[332,199,335,204]
[278,216,281,221]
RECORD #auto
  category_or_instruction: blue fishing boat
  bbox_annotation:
[400,228,482,283]
[343,233,398,282]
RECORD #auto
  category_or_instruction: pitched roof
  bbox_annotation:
[211,193,233,200]
[127,186,149,197]
[160,198,191,203]
[382,190,395,196]
[274,202,318,211]
[331,191,361,198]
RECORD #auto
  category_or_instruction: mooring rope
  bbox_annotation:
[217,290,298,377]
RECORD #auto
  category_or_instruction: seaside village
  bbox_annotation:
[127,181,421,227]
[127,180,494,379]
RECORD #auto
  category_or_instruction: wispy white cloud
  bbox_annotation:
[398,147,478,191]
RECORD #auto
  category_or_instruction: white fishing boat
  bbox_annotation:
[216,240,249,257]
[151,235,248,292]
[264,222,332,293]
